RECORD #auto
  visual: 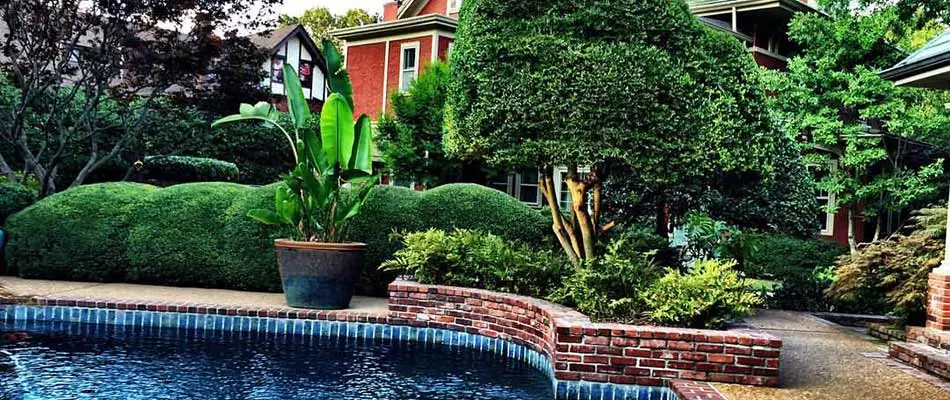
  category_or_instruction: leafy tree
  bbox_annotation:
[279,7,376,47]
[761,3,950,252]
[446,0,784,265]
[377,61,487,188]
[0,0,278,196]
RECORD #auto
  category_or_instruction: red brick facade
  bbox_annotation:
[389,281,782,387]
[928,272,950,331]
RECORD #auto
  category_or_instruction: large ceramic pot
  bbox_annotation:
[275,239,366,309]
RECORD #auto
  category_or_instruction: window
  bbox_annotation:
[810,161,837,236]
[448,0,461,13]
[554,167,590,210]
[67,48,81,69]
[399,43,419,93]
[516,169,540,206]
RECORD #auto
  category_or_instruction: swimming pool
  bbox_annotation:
[0,305,679,400]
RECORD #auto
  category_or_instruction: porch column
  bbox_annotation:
[928,189,950,331]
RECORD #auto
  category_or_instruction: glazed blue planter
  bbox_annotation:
[275,240,365,310]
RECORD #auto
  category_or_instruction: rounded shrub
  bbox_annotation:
[5,183,155,279]
[417,184,550,245]
[124,183,285,291]
[138,156,240,185]
[0,182,37,224]
[347,185,422,295]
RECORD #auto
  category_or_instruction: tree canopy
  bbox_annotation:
[279,7,376,46]
[446,0,791,263]
[762,0,950,249]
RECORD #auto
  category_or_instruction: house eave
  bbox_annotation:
[879,54,950,89]
[690,0,819,16]
[330,14,457,42]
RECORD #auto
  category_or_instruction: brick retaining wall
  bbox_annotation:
[388,281,782,387]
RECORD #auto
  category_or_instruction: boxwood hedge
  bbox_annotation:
[0,182,37,225]
[4,182,551,295]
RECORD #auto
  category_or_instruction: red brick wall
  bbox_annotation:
[383,1,398,22]
[820,206,864,247]
[389,281,782,387]
[437,36,453,61]
[928,273,950,331]
[386,36,434,109]
[752,52,788,70]
[346,43,387,118]
[419,0,449,16]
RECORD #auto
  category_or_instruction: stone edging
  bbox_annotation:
[389,280,781,387]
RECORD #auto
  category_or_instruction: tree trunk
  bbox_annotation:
[540,171,580,266]
[847,207,857,254]
[655,200,669,237]
[0,154,15,181]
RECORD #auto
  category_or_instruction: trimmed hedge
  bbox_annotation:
[0,182,37,224]
[137,156,240,185]
[4,182,551,295]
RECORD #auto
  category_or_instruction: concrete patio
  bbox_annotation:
[0,276,389,315]
[715,310,950,400]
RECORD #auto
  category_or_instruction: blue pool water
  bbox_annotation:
[0,321,554,400]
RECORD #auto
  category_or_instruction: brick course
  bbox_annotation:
[388,281,782,387]
[928,272,950,331]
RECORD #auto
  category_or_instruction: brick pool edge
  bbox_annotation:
[389,281,781,387]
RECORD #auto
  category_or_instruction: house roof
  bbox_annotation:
[247,24,328,75]
[330,14,457,42]
[396,0,429,19]
[880,29,950,89]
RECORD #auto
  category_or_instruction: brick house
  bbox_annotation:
[332,0,903,245]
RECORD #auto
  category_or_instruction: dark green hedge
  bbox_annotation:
[5,182,551,295]
[0,183,37,225]
[137,156,240,185]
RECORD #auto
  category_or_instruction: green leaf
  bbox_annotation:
[323,39,355,109]
[320,93,355,170]
[282,64,312,129]
[275,185,301,224]
[252,101,273,117]
[239,103,255,116]
[211,114,271,129]
[351,115,374,174]
[247,209,283,225]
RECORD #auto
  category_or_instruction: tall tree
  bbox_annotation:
[446,0,784,265]
[0,0,278,196]
[377,61,487,188]
[761,2,950,252]
[279,7,376,47]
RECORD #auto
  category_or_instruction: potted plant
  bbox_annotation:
[213,41,375,309]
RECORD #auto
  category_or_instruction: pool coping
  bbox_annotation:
[0,281,760,400]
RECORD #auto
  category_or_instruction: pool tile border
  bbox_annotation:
[0,302,683,400]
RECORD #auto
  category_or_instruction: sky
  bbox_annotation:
[277,0,385,17]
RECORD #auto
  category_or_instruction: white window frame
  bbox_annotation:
[553,166,591,211]
[514,170,541,207]
[398,42,420,93]
[447,0,461,13]
[811,160,837,237]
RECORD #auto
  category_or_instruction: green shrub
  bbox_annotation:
[5,182,553,294]
[0,183,37,224]
[551,237,662,323]
[417,184,551,245]
[125,183,286,291]
[5,183,155,279]
[138,156,240,185]
[643,259,761,329]
[347,185,422,295]
[382,229,569,297]
[745,233,847,311]
[828,208,943,324]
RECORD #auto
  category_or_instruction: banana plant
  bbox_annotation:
[212,40,376,242]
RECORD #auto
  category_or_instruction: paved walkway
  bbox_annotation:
[715,310,950,400]
[0,277,389,314]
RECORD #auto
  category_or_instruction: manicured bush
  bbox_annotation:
[745,233,848,311]
[5,182,553,294]
[0,183,37,224]
[550,236,662,323]
[643,259,762,329]
[382,229,570,298]
[417,184,551,245]
[347,185,422,295]
[5,183,156,279]
[124,183,285,291]
[137,156,240,185]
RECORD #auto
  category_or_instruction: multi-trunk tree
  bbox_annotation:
[446,0,788,265]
